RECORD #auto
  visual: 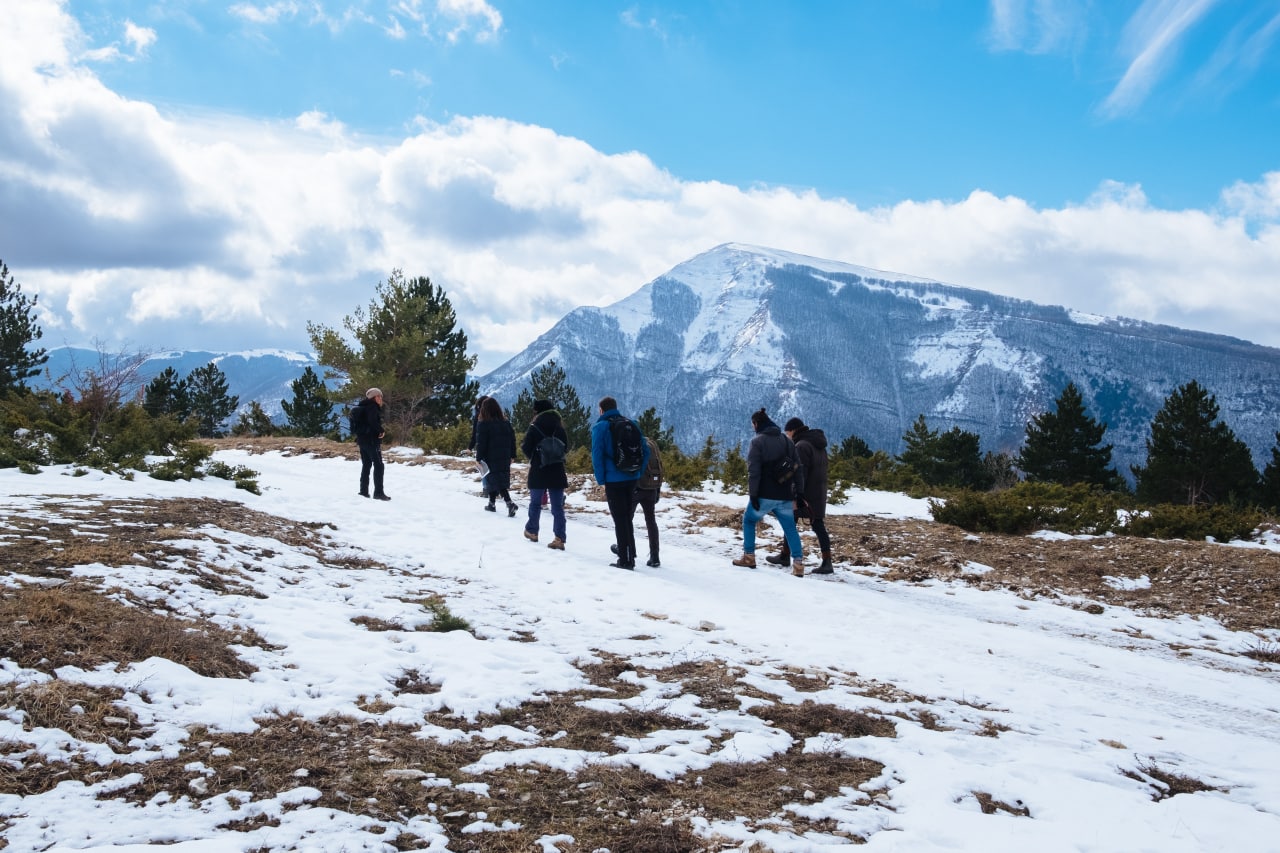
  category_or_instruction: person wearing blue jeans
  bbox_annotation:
[732,407,807,576]
[521,399,569,550]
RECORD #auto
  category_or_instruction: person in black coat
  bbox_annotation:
[351,388,390,500]
[475,396,518,516]
[767,417,833,573]
[732,408,805,575]
[520,399,569,549]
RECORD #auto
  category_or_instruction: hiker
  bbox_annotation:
[633,436,664,566]
[767,417,833,574]
[475,396,519,516]
[521,399,569,550]
[732,407,805,576]
[352,388,390,501]
[591,396,649,570]
[468,395,490,498]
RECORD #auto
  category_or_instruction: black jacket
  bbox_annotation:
[475,418,517,492]
[747,416,804,502]
[793,427,829,515]
[352,396,384,444]
[521,410,569,490]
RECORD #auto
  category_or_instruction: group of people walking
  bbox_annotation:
[355,388,831,576]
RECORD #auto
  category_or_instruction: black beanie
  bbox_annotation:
[533,399,554,413]
[784,417,805,433]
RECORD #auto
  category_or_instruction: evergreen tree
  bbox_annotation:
[510,360,592,448]
[231,401,277,437]
[0,259,48,394]
[308,270,478,441]
[143,367,191,421]
[1260,432,1280,512]
[834,433,873,460]
[897,415,993,490]
[282,366,337,436]
[186,362,239,438]
[1132,380,1259,506]
[1016,382,1121,488]
[634,406,677,452]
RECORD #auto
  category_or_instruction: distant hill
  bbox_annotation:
[479,243,1280,476]
[33,348,323,421]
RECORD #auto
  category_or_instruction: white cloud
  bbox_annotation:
[1099,0,1218,117]
[4,0,1280,373]
[228,2,303,26]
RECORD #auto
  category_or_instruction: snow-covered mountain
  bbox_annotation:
[34,347,321,421]
[480,243,1280,474]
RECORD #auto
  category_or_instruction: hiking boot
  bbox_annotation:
[506,501,518,517]
[484,503,496,512]
[731,554,756,568]
[646,554,661,568]
[547,537,565,550]
[523,529,538,543]
[813,553,834,574]
[358,490,370,498]
[764,552,789,566]
[373,493,391,501]
[610,559,634,570]
[610,543,619,555]
[792,559,805,577]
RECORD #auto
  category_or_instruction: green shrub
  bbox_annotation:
[564,444,593,476]
[930,482,1123,535]
[715,446,748,494]
[1122,503,1262,543]
[149,442,215,481]
[412,419,473,456]
[664,448,714,491]
[830,451,929,501]
[206,460,262,494]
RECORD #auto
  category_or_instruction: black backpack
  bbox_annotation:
[347,402,366,437]
[532,423,567,467]
[608,416,645,474]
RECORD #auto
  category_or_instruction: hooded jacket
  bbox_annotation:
[591,408,649,485]
[792,426,829,514]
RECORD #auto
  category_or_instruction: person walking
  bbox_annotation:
[468,395,490,499]
[767,417,833,574]
[634,436,664,566]
[351,388,390,501]
[591,396,649,570]
[475,396,518,516]
[732,407,805,576]
[521,399,569,550]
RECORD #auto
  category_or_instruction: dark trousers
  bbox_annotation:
[634,487,659,559]
[358,440,384,495]
[604,482,639,564]
[780,509,831,558]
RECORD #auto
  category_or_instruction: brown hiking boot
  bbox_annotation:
[523,529,538,543]
[731,553,756,568]
[792,559,805,577]
[547,537,565,550]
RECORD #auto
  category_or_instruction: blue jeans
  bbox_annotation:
[743,498,802,559]
[526,488,566,541]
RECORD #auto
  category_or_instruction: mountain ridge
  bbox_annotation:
[480,243,1280,476]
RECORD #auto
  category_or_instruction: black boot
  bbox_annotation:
[646,552,661,568]
[813,550,834,574]
[485,499,496,512]
[506,500,518,517]
[373,492,391,501]
[765,544,791,566]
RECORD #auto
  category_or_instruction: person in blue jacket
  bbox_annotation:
[591,396,649,570]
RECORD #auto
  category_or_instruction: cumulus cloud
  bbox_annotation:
[3,0,1279,371]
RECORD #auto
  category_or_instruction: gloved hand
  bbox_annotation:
[750,495,760,511]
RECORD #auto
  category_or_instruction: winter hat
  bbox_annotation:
[533,399,554,413]
[366,388,383,399]
[783,417,806,433]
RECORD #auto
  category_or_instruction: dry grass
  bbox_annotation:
[1123,762,1222,801]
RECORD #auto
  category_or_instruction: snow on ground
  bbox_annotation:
[2,448,1279,851]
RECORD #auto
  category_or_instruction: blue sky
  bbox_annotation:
[4,0,1280,372]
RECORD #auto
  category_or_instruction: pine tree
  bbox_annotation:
[1016,382,1121,488]
[282,366,337,436]
[186,362,239,438]
[634,407,677,452]
[231,401,277,437]
[897,415,992,490]
[143,367,191,421]
[1255,432,1280,512]
[1132,380,1259,506]
[308,270,478,440]
[510,360,591,448]
[0,260,48,394]
[834,433,873,460]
